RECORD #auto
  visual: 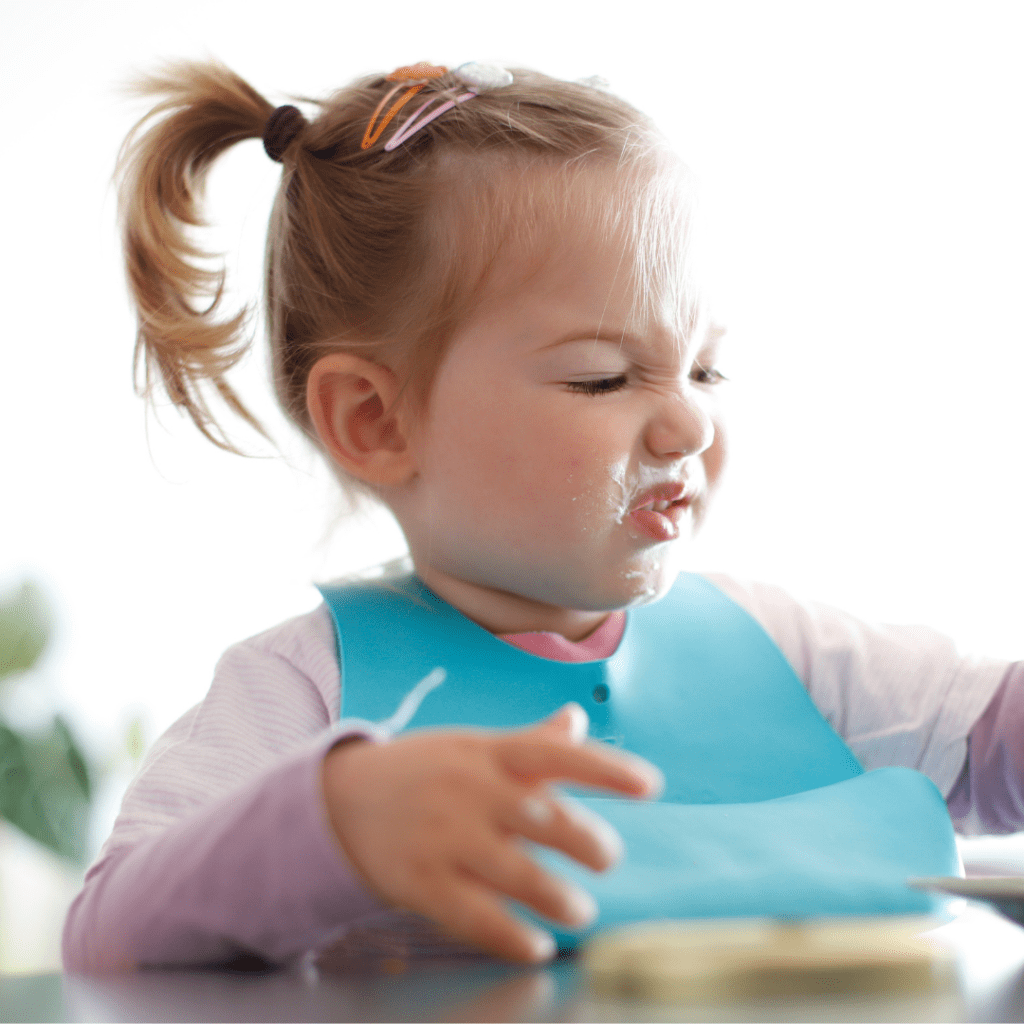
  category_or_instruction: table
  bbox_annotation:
[5,904,1024,1023]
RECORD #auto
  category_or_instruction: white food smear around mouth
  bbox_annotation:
[567,470,593,533]
[612,460,687,601]
[612,461,668,524]
[623,566,657,595]
[609,460,630,524]
[573,462,623,534]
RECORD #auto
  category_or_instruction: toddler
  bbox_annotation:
[63,59,1023,973]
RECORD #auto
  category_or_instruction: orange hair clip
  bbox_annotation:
[361,63,448,151]
[386,62,447,83]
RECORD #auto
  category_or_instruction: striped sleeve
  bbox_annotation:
[62,605,389,970]
[700,573,1011,799]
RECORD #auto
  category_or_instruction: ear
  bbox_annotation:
[306,353,416,487]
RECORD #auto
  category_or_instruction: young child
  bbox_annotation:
[64,59,1022,973]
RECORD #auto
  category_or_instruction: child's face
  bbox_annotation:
[395,171,726,621]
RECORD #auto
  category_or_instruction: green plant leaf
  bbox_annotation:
[52,714,92,801]
[0,581,51,681]
[0,717,92,864]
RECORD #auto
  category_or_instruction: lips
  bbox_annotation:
[628,482,694,542]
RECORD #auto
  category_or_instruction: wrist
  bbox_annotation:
[321,734,377,840]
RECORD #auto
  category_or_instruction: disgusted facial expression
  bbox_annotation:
[389,165,728,636]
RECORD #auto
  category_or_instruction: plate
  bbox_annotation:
[909,877,1024,928]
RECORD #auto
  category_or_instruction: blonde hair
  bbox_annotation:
[117,60,700,473]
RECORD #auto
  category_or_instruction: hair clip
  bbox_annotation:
[387,62,448,83]
[384,90,476,151]
[576,75,611,91]
[452,62,514,91]
[361,62,448,150]
[381,62,514,152]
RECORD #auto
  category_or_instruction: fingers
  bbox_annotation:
[417,875,557,964]
[535,702,589,744]
[495,733,664,798]
[510,786,624,871]
[460,839,597,931]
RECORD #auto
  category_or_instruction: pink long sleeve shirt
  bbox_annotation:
[63,572,1020,972]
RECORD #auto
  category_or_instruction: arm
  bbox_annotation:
[701,573,1013,809]
[62,606,386,971]
[63,606,660,970]
[947,663,1024,834]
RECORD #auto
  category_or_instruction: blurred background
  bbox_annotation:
[2,0,1022,974]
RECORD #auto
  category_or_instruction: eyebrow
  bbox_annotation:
[533,321,729,355]
[531,329,637,354]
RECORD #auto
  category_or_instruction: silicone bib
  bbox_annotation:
[319,572,959,946]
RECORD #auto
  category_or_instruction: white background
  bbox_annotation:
[2,1,1023,858]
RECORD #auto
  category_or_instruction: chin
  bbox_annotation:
[612,548,687,608]
[571,562,682,612]
[617,576,678,609]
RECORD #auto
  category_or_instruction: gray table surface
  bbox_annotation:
[5,904,1024,1023]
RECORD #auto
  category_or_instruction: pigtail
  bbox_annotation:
[116,60,278,452]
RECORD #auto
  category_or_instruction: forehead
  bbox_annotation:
[451,159,704,346]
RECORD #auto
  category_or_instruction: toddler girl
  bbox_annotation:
[64,59,1023,973]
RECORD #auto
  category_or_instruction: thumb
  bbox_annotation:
[536,702,589,745]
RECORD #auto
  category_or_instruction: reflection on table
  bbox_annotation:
[4,903,1024,1023]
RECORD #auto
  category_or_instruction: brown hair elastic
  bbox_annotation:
[263,104,306,162]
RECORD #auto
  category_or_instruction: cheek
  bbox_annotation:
[427,392,556,507]
[555,423,633,528]
[424,377,626,526]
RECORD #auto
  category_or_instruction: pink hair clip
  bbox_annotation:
[383,62,513,152]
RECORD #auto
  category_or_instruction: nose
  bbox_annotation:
[645,385,714,460]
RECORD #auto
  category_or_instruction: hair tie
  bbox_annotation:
[263,105,306,163]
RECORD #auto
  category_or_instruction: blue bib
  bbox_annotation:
[318,572,958,946]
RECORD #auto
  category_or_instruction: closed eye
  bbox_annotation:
[691,364,728,386]
[566,366,727,395]
[565,375,629,396]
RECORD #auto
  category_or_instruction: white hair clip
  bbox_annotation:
[576,75,611,91]
[453,62,515,92]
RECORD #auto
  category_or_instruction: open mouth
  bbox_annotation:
[629,498,691,541]
[634,497,688,514]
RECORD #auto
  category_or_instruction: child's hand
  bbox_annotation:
[320,703,662,964]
